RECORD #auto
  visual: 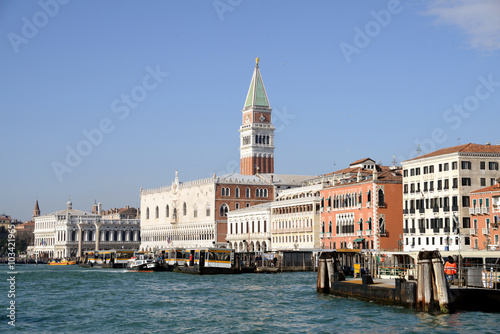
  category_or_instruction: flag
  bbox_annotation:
[167,236,171,244]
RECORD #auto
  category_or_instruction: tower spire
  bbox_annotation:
[33,199,40,218]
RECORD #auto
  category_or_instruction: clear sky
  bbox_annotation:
[1,0,500,222]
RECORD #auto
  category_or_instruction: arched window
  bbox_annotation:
[222,188,225,196]
[219,204,229,217]
[264,189,268,197]
[173,208,177,220]
[328,221,332,233]
[183,202,187,216]
[193,205,198,218]
[146,208,149,219]
[206,203,210,216]
[378,189,385,206]
[166,205,169,217]
[255,189,259,197]
[321,222,325,233]
[235,187,240,198]
[246,188,251,198]
[367,190,371,203]
[379,218,385,234]
[155,206,159,218]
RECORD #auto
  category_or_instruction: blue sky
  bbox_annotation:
[1,0,500,222]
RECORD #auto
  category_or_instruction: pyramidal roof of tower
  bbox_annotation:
[244,60,270,109]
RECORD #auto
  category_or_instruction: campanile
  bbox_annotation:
[239,58,275,175]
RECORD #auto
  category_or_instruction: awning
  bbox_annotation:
[353,238,365,242]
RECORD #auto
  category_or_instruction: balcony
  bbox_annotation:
[357,230,363,236]
[469,208,475,215]
[403,228,409,233]
[410,208,415,214]
[403,209,408,215]
[444,227,450,233]
[357,203,361,209]
[365,230,372,236]
[319,232,324,238]
[482,207,490,214]
[482,228,490,236]
[419,228,425,234]
[433,227,440,233]
[470,228,478,236]
[433,207,439,213]
[452,206,459,212]
[443,206,450,212]
[410,228,416,234]
[419,207,425,214]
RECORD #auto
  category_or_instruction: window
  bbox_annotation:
[410,169,415,176]
[404,184,408,194]
[235,187,240,198]
[155,206,159,219]
[403,169,408,177]
[378,189,385,206]
[461,161,471,169]
[453,178,458,189]
[379,218,385,234]
[206,203,210,217]
[183,202,187,216]
[491,178,496,186]
[410,183,415,193]
[444,179,449,190]
[443,163,449,171]
[423,182,428,191]
[193,205,198,218]
[415,168,421,175]
[235,203,240,210]
[437,180,442,190]
[481,178,486,187]
[146,207,149,219]
[429,165,434,173]
[481,161,486,170]
[166,205,169,217]
[463,217,470,228]
[439,164,442,172]
[173,208,178,220]
[489,162,499,170]
[462,178,471,186]
[462,196,470,207]
[452,161,458,170]
[423,166,428,174]
[246,188,251,198]
[429,181,434,191]
[219,204,229,217]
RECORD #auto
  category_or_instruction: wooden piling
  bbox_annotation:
[326,257,334,289]
[431,255,450,313]
[417,255,424,310]
[317,256,328,293]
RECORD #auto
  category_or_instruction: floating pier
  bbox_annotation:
[317,250,453,313]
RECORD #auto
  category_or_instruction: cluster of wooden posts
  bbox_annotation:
[416,250,452,313]
[317,250,454,313]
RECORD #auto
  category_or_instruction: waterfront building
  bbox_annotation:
[270,183,323,251]
[226,202,272,252]
[140,172,274,251]
[32,199,140,259]
[469,178,500,250]
[319,159,403,251]
[402,143,500,252]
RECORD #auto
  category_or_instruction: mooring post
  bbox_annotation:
[417,253,423,310]
[431,251,450,313]
[326,257,334,289]
[317,253,329,293]
[422,253,433,312]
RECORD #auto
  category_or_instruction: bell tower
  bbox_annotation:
[240,58,275,175]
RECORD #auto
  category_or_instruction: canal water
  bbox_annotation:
[2,265,500,333]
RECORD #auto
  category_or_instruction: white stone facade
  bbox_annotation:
[226,203,272,252]
[270,184,323,251]
[32,201,140,259]
[140,174,217,251]
[402,144,500,252]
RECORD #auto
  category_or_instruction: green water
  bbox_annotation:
[2,265,500,333]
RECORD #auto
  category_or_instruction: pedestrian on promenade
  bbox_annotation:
[444,256,457,285]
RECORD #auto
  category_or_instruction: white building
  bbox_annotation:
[402,143,500,252]
[226,203,272,252]
[270,184,323,250]
[32,199,140,259]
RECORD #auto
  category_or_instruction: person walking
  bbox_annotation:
[444,256,457,285]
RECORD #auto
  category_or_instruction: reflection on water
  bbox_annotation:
[2,265,500,333]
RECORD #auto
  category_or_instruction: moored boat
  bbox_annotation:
[49,259,77,265]
[127,253,170,272]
